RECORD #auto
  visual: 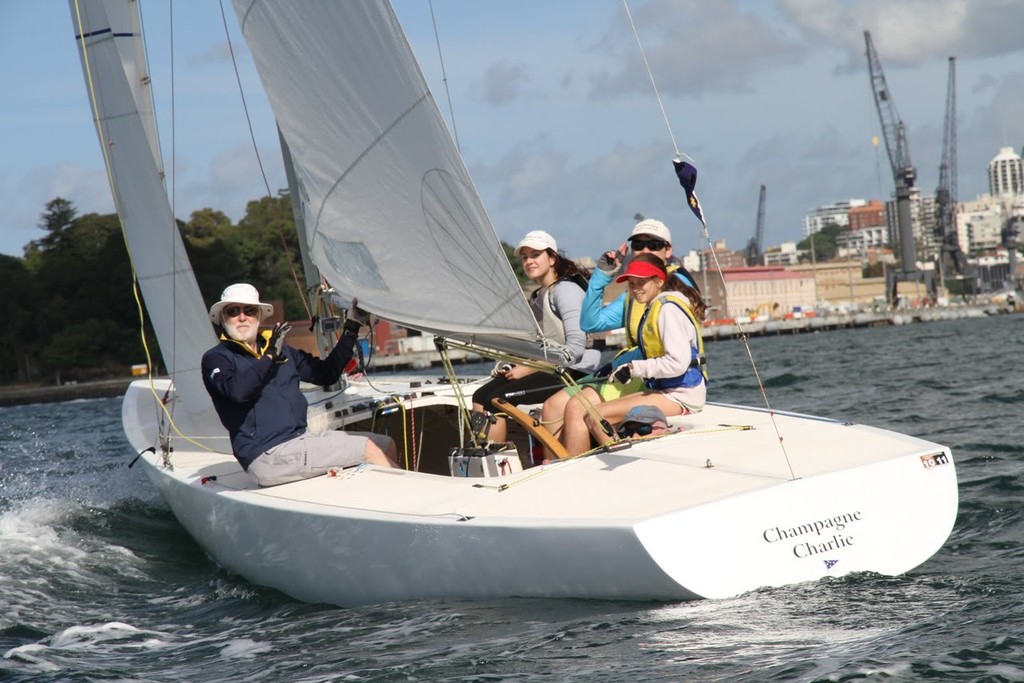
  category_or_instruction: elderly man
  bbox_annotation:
[201,283,397,486]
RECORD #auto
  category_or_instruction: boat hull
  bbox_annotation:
[125,381,957,606]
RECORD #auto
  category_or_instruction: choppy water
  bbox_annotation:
[2,314,1023,681]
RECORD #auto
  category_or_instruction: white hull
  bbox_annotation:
[123,379,957,606]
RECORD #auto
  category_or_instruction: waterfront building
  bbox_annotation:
[702,266,816,320]
[803,199,867,237]
[763,241,801,267]
[958,195,1005,254]
[789,261,888,311]
[700,239,746,270]
[989,146,1023,197]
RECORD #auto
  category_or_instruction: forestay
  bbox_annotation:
[232,0,568,363]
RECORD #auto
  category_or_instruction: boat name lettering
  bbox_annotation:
[762,511,862,543]
[793,533,854,558]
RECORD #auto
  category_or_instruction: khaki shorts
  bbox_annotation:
[247,430,392,487]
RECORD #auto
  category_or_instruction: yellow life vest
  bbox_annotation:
[637,293,708,389]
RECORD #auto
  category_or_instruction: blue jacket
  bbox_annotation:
[201,332,356,469]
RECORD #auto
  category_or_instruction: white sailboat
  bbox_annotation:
[71,0,958,607]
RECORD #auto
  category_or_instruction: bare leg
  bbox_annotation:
[364,436,399,468]
[487,416,508,442]
[541,389,572,454]
[585,393,683,448]
[563,387,603,456]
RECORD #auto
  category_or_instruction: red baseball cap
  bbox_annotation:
[616,260,667,283]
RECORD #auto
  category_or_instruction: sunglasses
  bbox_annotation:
[224,305,260,318]
[630,238,668,252]
[617,422,654,438]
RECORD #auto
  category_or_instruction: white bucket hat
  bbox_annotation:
[514,230,558,257]
[208,283,274,323]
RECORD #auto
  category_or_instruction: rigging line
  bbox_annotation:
[428,0,461,152]
[621,0,685,162]
[216,0,308,317]
[166,0,180,413]
[623,4,796,480]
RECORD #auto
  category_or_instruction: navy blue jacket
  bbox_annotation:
[201,331,357,469]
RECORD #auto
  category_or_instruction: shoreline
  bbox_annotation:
[2,303,1017,407]
[0,378,136,408]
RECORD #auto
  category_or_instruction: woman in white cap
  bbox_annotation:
[560,253,708,456]
[470,231,600,447]
[201,283,398,486]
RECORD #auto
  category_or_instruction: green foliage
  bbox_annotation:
[797,223,843,262]
[502,241,529,284]
[2,192,532,385]
[863,262,884,278]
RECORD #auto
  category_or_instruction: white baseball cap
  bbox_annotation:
[514,230,558,257]
[629,218,672,245]
[208,283,274,323]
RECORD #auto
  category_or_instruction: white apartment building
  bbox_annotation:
[803,199,867,236]
[958,195,1005,253]
[989,146,1023,197]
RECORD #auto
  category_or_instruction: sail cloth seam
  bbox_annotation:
[310,93,430,236]
[622,0,796,480]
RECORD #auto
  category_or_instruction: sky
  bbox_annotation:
[2,0,1023,263]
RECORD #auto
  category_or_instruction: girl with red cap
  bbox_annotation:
[561,254,708,455]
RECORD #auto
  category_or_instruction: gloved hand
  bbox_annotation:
[343,298,369,336]
[611,364,633,384]
[597,251,619,274]
[265,322,292,360]
[347,298,370,326]
[593,363,613,379]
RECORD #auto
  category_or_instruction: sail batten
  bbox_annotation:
[231,0,562,361]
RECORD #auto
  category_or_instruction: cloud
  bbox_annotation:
[779,0,1024,70]
[586,0,805,99]
[472,61,539,105]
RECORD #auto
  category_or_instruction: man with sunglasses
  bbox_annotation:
[580,218,697,340]
[201,283,397,487]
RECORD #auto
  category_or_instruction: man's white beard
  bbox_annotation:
[224,317,259,346]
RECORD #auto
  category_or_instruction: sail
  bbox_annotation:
[70,0,222,437]
[232,0,567,362]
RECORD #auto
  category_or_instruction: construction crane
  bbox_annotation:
[934,56,973,293]
[746,185,765,266]
[864,30,933,303]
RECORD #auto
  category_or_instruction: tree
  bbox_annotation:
[797,223,843,262]
[501,241,529,284]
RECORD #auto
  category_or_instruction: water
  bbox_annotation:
[2,314,1023,681]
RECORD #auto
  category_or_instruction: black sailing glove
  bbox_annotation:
[611,364,633,384]
[343,297,370,337]
[264,322,292,360]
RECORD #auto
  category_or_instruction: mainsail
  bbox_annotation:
[70,0,221,438]
[232,0,566,362]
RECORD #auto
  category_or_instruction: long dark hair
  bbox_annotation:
[631,253,707,320]
[528,249,590,298]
